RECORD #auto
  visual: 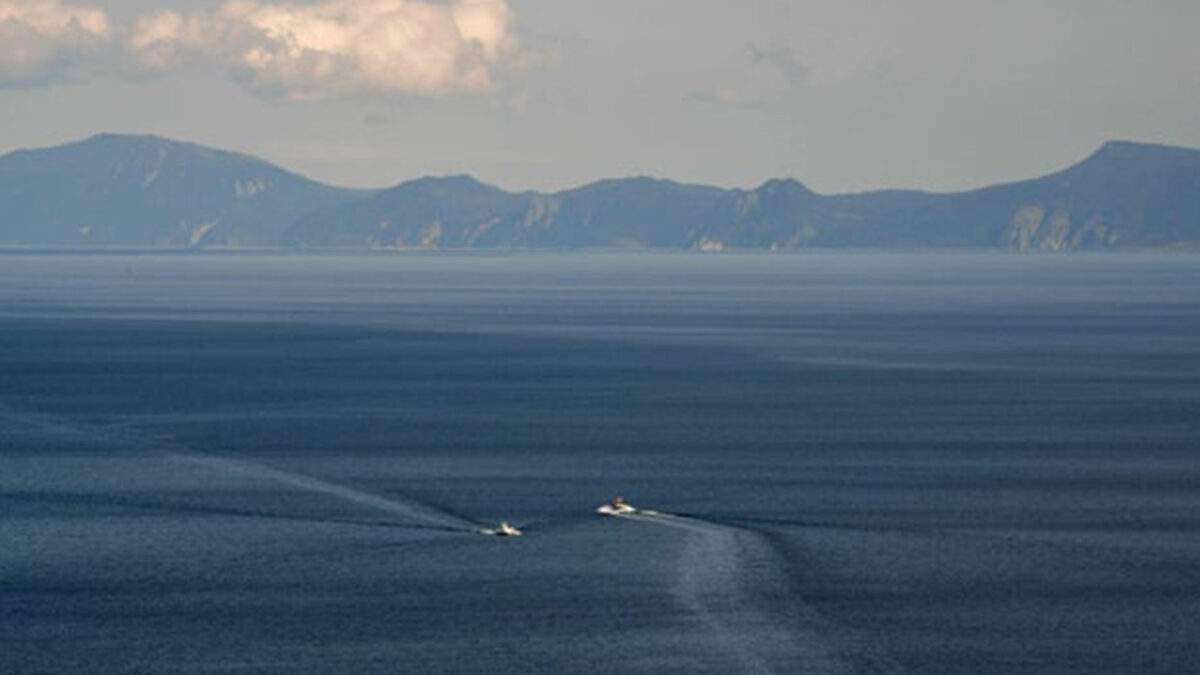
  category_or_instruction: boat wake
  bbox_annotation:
[620,509,902,675]
[1,403,485,533]
[168,452,485,533]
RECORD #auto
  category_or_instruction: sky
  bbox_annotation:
[1,0,1198,194]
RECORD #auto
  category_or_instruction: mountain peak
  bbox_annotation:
[391,174,507,197]
[402,174,488,189]
[86,132,169,144]
[79,133,200,156]
[754,177,811,195]
[1085,139,1200,165]
[0,132,360,247]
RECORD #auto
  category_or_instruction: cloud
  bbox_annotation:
[0,0,518,97]
[745,41,808,84]
[685,41,808,110]
[128,0,518,100]
[126,9,218,73]
[0,0,112,86]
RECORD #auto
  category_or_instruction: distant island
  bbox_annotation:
[2,134,1199,251]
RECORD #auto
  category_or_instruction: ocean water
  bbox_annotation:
[1,251,1199,674]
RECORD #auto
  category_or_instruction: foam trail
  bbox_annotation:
[622,510,899,674]
[0,402,486,532]
[170,453,483,532]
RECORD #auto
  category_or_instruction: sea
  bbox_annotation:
[1,251,1199,674]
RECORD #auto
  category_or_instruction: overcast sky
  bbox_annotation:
[1,0,1198,193]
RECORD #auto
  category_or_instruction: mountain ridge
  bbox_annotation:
[2,134,1199,250]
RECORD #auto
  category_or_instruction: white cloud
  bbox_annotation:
[128,0,518,100]
[0,0,112,86]
[127,9,218,72]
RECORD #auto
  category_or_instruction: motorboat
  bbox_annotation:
[596,496,636,516]
[482,521,523,536]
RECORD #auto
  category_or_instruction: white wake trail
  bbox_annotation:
[622,510,899,675]
[170,453,482,532]
[0,402,486,532]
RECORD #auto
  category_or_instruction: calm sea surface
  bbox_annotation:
[2,252,1199,674]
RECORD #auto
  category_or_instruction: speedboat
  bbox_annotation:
[596,497,636,516]
[482,521,523,536]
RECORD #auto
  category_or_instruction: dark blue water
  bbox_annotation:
[2,252,1199,674]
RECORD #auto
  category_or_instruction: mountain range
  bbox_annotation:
[2,134,1198,250]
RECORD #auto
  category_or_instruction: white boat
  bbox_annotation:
[481,521,523,536]
[596,497,636,516]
